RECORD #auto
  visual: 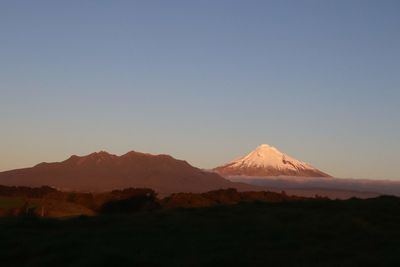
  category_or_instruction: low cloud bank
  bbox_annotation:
[228,176,400,197]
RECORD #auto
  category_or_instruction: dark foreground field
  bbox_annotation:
[1,197,400,267]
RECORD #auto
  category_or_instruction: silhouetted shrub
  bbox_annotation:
[202,188,241,204]
[100,189,160,214]
[162,193,214,208]
[17,202,38,218]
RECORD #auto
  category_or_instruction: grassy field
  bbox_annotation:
[0,196,25,209]
[1,196,400,266]
[0,196,95,218]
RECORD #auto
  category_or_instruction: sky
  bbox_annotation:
[0,0,399,180]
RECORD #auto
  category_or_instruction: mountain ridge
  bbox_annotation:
[0,150,259,194]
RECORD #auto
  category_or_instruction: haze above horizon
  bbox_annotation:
[1,0,399,180]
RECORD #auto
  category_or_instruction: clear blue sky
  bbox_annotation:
[1,0,399,179]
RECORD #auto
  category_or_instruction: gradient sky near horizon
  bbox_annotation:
[1,0,399,179]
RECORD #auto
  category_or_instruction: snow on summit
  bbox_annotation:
[214,144,330,177]
[231,144,313,170]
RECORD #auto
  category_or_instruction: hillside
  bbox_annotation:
[1,196,400,266]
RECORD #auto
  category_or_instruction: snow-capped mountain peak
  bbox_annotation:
[214,144,330,177]
[233,144,311,169]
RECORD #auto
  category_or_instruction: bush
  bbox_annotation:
[99,189,160,214]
